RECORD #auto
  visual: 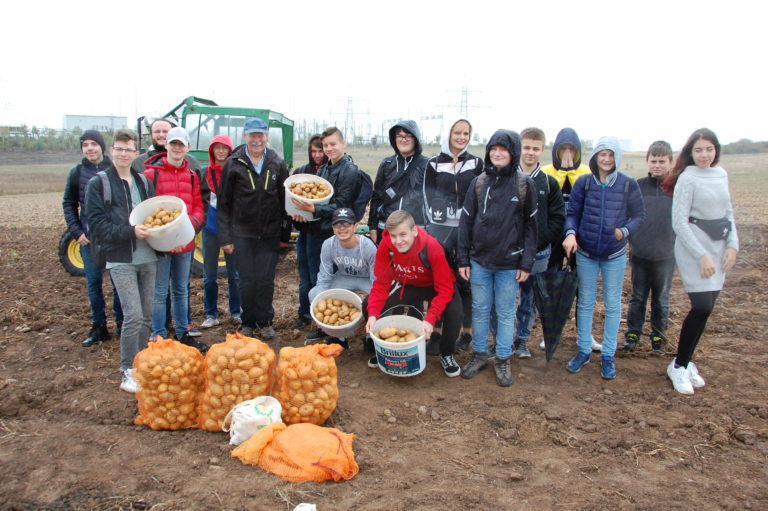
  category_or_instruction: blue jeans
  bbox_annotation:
[470,260,520,359]
[575,252,627,357]
[81,244,123,326]
[296,231,324,318]
[202,230,241,318]
[625,256,675,340]
[151,251,192,339]
[514,246,551,343]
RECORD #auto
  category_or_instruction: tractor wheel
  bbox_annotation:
[59,231,85,277]
[190,232,227,278]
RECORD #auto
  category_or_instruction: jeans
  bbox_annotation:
[296,231,324,318]
[575,252,627,357]
[81,244,123,326]
[470,260,520,359]
[202,230,241,318]
[110,262,156,371]
[514,246,551,343]
[625,256,675,340]
[233,236,280,328]
[151,251,192,339]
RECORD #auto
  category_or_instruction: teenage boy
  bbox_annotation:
[291,135,328,330]
[63,129,124,346]
[457,130,538,386]
[85,129,156,393]
[368,120,429,243]
[511,128,565,358]
[623,141,675,354]
[200,135,241,329]
[292,127,365,342]
[217,118,290,341]
[143,127,207,352]
[365,210,463,377]
[308,207,377,349]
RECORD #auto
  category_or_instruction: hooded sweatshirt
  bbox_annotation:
[292,135,329,234]
[541,127,591,202]
[202,134,235,234]
[369,120,429,230]
[367,226,456,325]
[564,136,645,260]
[457,130,538,272]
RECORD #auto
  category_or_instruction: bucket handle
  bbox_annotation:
[378,305,424,321]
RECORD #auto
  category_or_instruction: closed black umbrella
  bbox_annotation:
[532,266,578,361]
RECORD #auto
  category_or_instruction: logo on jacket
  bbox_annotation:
[433,209,443,221]
[510,196,519,203]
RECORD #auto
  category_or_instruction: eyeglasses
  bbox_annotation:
[396,134,414,141]
[112,147,137,154]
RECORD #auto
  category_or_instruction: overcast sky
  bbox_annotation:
[2,0,764,150]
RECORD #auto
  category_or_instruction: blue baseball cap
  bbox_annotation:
[243,118,269,134]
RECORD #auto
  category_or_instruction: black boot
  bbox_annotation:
[179,332,209,354]
[426,332,443,356]
[82,323,110,347]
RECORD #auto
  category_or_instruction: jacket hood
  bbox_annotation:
[208,134,234,165]
[306,134,328,167]
[551,128,583,170]
[484,129,521,176]
[589,136,623,184]
[389,120,423,157]
[440,118,473,158]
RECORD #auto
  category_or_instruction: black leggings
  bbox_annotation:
[675,290,720,367]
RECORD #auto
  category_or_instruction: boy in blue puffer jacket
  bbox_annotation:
[562,137,645,379]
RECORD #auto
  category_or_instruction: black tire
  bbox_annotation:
[190,231,227,278]
[59,231,85,277]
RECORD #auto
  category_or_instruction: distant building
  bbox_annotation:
[63,115,128,132]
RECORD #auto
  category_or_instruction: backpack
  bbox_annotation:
[474,171,528,211]
[346,166,373,222]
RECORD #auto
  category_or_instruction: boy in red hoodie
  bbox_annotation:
[365,210,462,377]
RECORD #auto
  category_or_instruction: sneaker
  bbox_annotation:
[667,360,694,395]
[566,351,591,373]
[120,369,140,393]
[200,317,220,329]
[179,332,209,354]
[494,356,514,386]
[240,326,254,337]
[687,362,706,388]
[601,355,617,380]
[591,336,602,352]
[650,336,665,355]
[325,337,349,350]
[187,325,202,337]
[305,328,327,341]
[539,339,546,350]
[455,332,472,352]
[257,325,277,341]
[368,354,379,368]
[291,316,312,329]
[461,351,491,379]
[623,333,639,351]
[231,313,242,325]
[440,354,461,378]
[513,341,532,359]
[82,323,110,347]
[426,333,442,356]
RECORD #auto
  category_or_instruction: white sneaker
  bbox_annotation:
[687,362,706,388]
[539,339,546,350]
[591,336,602,352]
[200,316,220,328]
[120,369,141,393]
[667,361,694,395]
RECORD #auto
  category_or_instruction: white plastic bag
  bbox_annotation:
[222,396,283,446]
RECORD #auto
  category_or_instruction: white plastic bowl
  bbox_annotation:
[310,289,363,338]
[284,174,334,221]
[129,195,195,252]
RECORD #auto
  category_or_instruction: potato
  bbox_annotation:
[142,208,182,229]
[378,327,398,339]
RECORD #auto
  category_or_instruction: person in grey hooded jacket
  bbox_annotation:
[368,120,429,242]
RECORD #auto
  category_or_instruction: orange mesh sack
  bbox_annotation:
[273,344,342,426]
[134,337,204,430]
[198,332,277,431]
[231,422,358,482]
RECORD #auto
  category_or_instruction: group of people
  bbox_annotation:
[63,117,737,396]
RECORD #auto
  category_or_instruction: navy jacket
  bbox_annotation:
[629,174,674,260]
[62,156,112,240]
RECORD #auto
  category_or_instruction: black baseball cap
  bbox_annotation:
[332,208,356,225]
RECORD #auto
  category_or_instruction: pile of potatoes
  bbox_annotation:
[199,333,276,432]
[289,180,331,199]
[313,298,361,327]
[143,207,181,228]
[376,327,419,344]
[134,339,204,430]
[274,345,340,426]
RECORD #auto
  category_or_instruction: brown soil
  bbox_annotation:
[0,188,766,511]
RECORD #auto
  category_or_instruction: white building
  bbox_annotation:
[63,115,128,132]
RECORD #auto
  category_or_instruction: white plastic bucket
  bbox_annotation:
[310,289,363,338]
[370,315,426,377]
[284,174,334,221]
[129,195,195,252]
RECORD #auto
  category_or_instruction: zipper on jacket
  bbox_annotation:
[597,182,606,255]
[264,169,270,190]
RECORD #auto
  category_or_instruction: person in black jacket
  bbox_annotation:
[85,129,156,394]
[62,129,124,347]
[623,141,675,354]
[369,120,429,243]
[217,118,291,341]
[457,130,538,386]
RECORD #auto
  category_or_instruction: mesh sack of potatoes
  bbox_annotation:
[198,332,277,432]
[273,344,342,426]
[133,337,205,430]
